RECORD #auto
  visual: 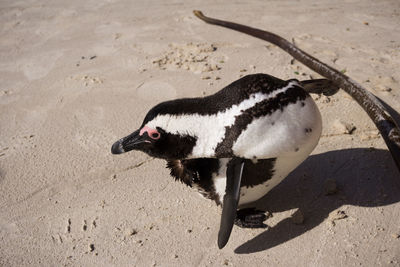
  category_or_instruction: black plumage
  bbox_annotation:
[166,158,276,206]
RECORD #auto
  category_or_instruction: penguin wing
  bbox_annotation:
[217,158,244,249]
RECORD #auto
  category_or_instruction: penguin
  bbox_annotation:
[166,78,338,228]
[112,73,329,248]
[111,11,400,249]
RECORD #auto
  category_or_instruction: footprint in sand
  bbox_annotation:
[53,218,98,244]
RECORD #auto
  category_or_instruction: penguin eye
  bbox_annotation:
[150,132,160,140]
[140,126,161,140]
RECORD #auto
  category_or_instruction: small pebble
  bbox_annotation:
[125,228,137,236]
[376,84,392,92]
[328,210,348,226]
[324,179,338,195]
[333,119,356,134]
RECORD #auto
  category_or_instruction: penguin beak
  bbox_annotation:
[111,129,148,154]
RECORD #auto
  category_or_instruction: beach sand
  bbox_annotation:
[1,0,400,266]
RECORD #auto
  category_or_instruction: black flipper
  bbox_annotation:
[217,158,244,249]
[300,79,339,96]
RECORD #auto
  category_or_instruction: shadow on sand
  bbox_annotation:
[235,147,400,254]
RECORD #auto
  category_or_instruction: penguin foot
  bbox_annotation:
[234,208,269,228]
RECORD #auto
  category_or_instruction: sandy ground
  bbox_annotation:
[1,0,400,266]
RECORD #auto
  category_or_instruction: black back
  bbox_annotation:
[142,74,290,125]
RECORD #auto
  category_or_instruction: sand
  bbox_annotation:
[1,0,400,266]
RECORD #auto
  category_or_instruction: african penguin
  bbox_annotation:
[112,73,323,246]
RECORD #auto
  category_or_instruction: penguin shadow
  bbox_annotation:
[235,147,400,254]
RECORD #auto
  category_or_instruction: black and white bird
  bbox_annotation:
[112,74,334,248]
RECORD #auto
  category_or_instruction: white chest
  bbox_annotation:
[232,95,322,159]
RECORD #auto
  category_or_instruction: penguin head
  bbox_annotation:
[111,102,197,160]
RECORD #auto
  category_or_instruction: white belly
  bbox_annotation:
[233,96,321,159]
[213,96,322,205]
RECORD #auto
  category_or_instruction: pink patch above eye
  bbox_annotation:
[140,126,160,140]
